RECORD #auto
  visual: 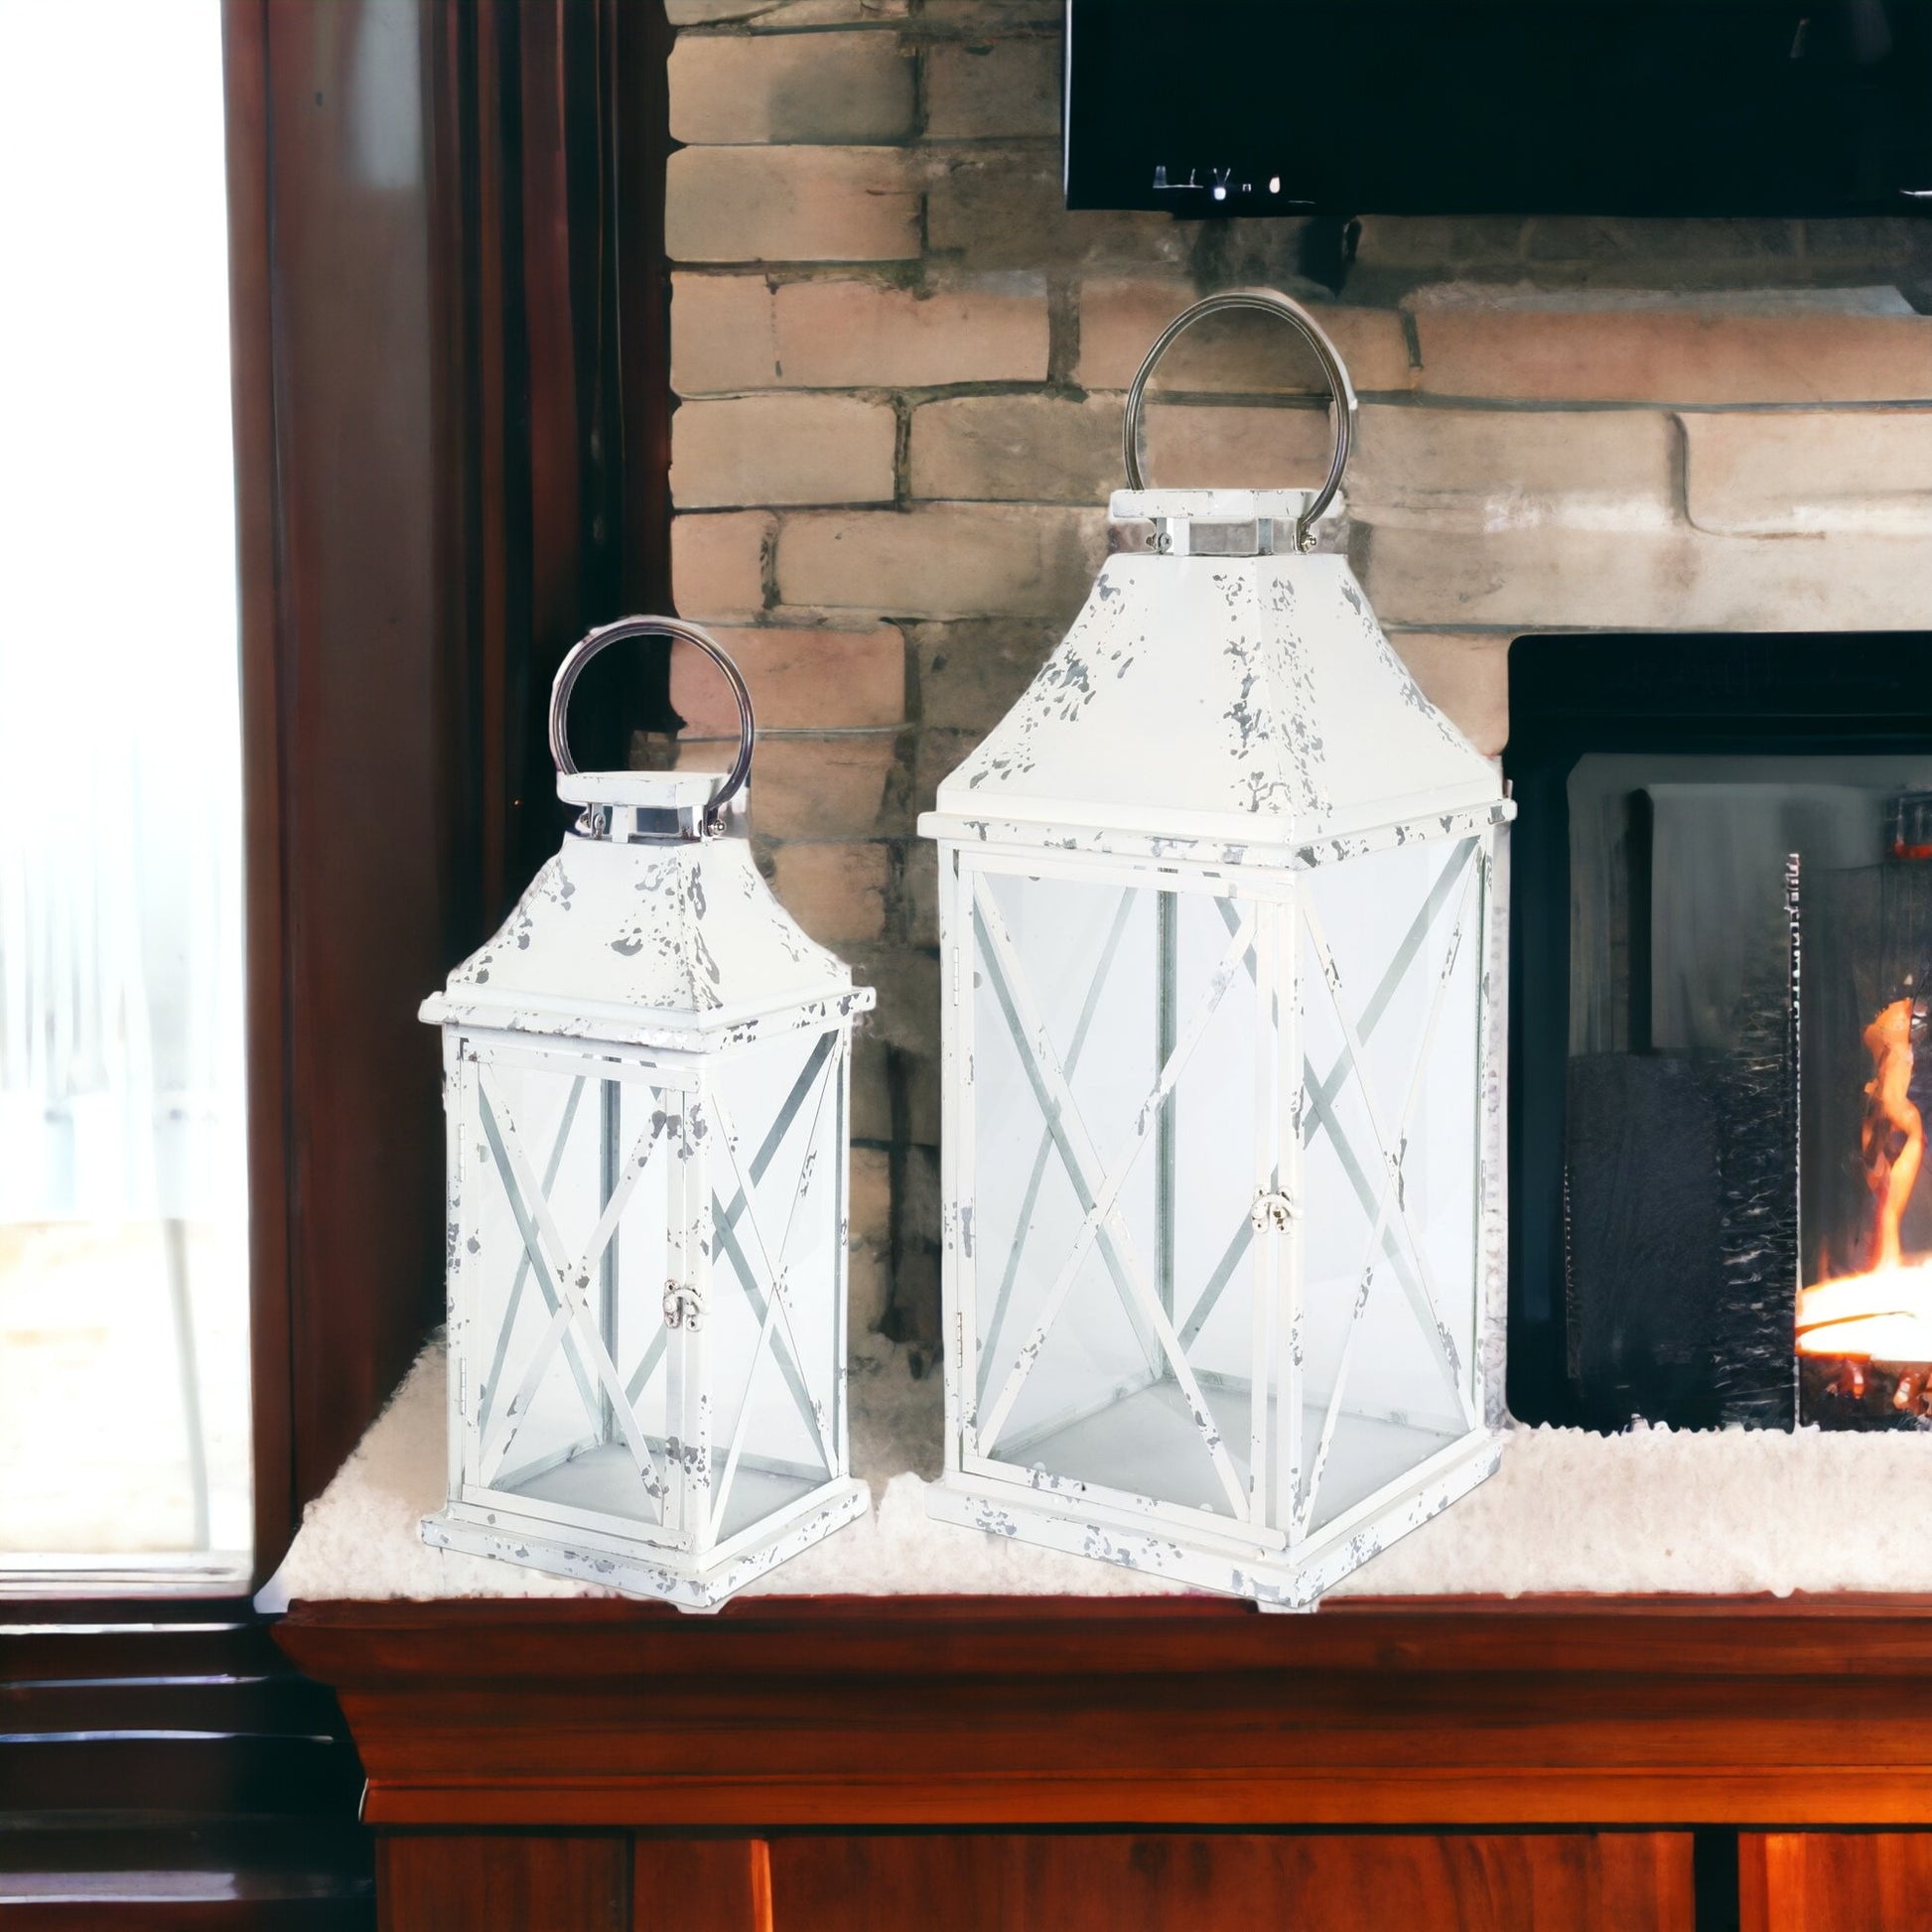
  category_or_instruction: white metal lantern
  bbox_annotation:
[919,294,1514,1609]
[420,618,874,1610]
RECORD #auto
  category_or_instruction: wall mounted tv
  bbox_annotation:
[1064,1,1932,217]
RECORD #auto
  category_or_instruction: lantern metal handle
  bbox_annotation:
[1121,289,1358,554]
[548,616,756,834]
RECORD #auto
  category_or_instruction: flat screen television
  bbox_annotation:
[1064,0,1932,217]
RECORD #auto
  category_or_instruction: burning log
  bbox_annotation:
[1862,987,1926,1272]
[1795,977,1932,1424]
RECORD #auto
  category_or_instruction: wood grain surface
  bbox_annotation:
[1740,1832,1932,1932]
[276,1593,1932,1831]
[378,1835,628,1932]
[765,1833,1695,1932]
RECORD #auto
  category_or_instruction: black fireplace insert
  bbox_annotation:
[1506,633,1932,1433]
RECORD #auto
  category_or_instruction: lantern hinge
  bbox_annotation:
[662,1280,703,1331]
[1252,1190,1299,1233]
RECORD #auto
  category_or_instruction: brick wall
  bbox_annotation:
[662,0,1932,1361]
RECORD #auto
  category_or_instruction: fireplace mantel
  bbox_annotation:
[280,1590,1932,1831]
[277,1589,1932,1928]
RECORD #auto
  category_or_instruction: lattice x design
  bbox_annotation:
[706,1040,843,1538]
[970,874,1255,1519]
[1295,838,1484,1532]
[471,1063,672,1501]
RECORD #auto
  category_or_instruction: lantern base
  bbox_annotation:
[420,1475,870,1612]
[924,1429,1501,1610]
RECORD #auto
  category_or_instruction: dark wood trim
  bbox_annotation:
[222,0,298,1594]
[278,1593,1932,1832]
[223,0,461,1587]
[219,0,675,1590]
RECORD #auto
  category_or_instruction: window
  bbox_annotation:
[0,0,249,1587]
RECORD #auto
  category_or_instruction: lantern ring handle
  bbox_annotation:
[1121,289,1358,553]
[548,616,756,832]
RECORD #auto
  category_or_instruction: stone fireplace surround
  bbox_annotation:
[267,0,1932,1607]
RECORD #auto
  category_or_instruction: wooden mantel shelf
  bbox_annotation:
[276,1592,1932,1832]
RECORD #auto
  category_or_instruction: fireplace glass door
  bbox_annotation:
[1508,635,1932,1433]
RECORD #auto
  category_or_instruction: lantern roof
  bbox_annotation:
[920,487,1505,866]
[422,770,872,1050]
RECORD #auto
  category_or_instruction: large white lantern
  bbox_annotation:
[919,294,1514,1608]
[421,619,874,1610]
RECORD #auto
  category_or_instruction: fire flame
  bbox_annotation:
[1795,993,1932,1368]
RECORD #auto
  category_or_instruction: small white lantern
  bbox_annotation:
[421,618,874,1610]
[919,294,1514,1609]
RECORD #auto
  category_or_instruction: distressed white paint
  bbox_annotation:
[919,483,1515,1609]
[423,782,865,1050]
[924,489,1499,859]
[422,754,875,1610]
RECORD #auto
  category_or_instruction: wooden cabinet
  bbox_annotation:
[379,1837,631,1932]
[765,1833,1696,1932]
[281,1595,1932,1931]
[378,1832,1696,1931]
[1741,1833,1932,1932]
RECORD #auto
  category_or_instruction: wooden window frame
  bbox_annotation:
[224,0,672,1590]
[4,9,671,1883]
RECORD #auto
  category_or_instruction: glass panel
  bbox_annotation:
[970,866,1264,1519]
[706,1029,842,1544]
[1565,751,1909,1429]
[1299,840,1482,1533]
[467,1052,670,1530]
[0,2,248,1580]
[973,871,1156,1446]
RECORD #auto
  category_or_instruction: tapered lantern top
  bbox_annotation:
[923,293,1503,866]
[422,618,871,1050]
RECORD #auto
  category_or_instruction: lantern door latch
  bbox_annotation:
[1252,1190,1299,1233]
[662,1280,703,1330]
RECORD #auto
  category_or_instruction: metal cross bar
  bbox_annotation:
[974,886,1138,1412]
[711,1089,839,1481]
[1155,889,1180,1321]
[1302,844,1473,1148]
[1300,855,1482,1429]
[1209,894,1437,1347]
[969,889,1171,1400]
[479,1073,587,1437]
[1299,855,1481,1531]
[710,1054,841,1533]
[616,1025,832,1417]
[973,882,1253,1517]
[599,1079,622,1444]
[714,1032,839,1241]
[1213,852,1474,1358]
[709,1204,827,1455]
[477,1084,668,1492]
[475,1075,668,1497]
[1175,1218,1255,1352]
[684,1032,841,1433]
